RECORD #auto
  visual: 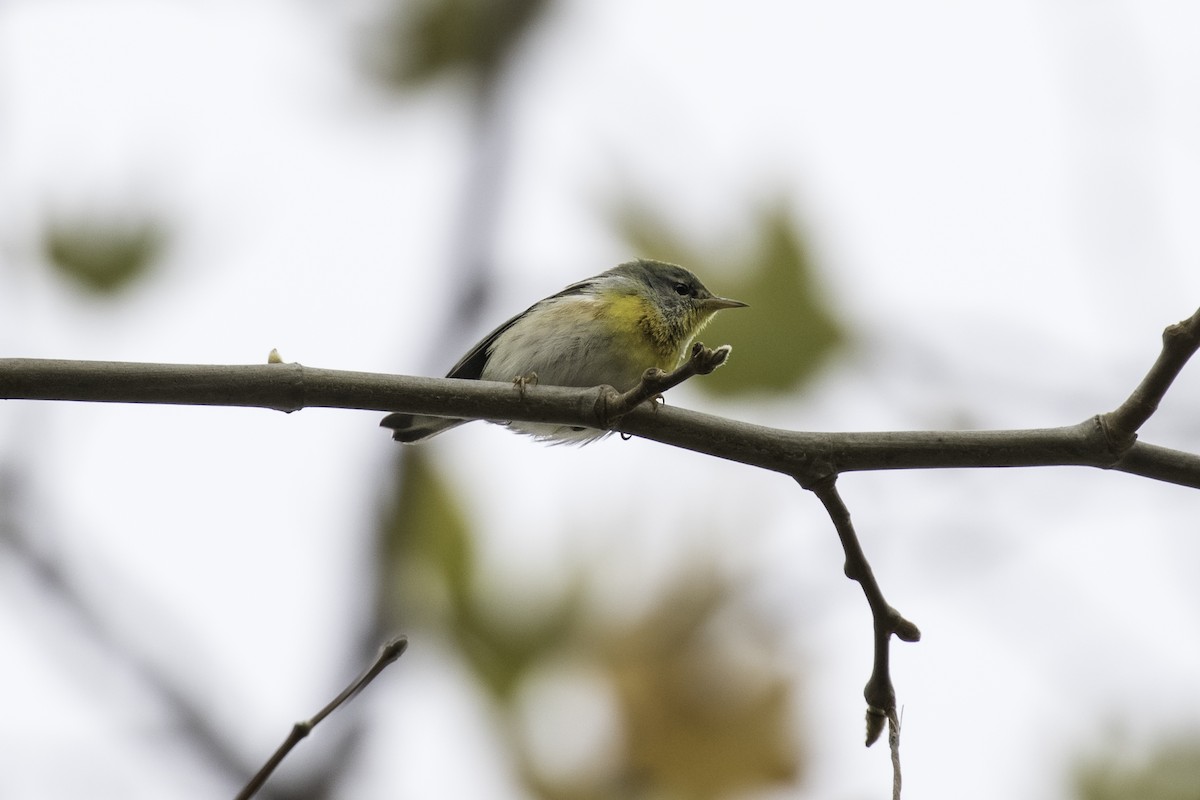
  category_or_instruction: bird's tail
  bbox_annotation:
[380,413,466,443]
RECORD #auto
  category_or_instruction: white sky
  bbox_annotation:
[2,1,1200,798]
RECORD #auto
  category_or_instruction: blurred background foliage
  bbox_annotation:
[41,210,168,296]
[1074,734,1200,800]
[380,450,804,798]
[360,0,551,93]
[8,0,1198,798]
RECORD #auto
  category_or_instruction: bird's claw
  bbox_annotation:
[513,372,538,398]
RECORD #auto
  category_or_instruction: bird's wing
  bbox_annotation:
[444,313,519,379]
[445,277,600,379]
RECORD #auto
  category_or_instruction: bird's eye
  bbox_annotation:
[674,283,691,296]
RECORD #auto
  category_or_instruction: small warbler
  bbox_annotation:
[381,258,747,443]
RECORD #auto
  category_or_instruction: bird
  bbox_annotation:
[381,258,747,443]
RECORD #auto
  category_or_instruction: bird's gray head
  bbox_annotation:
[613,257,745,315]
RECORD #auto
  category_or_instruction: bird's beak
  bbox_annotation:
[701,296,749,311]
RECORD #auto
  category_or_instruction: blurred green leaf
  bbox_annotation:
[381,449,580,699]
[1075,735,1200,800]
[381,454,807,797]
[380,449,474,628]
[42,214,167,295]
[613,197,843,397]
[362,0,551,92]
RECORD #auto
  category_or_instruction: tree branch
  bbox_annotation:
[888,709,902,800]
[235,636,408,800]
[1100,306,1200,447]
[3,351,1198,488]
[597,342,734,425]
[803,476,919,748]
[5,310,1199,799]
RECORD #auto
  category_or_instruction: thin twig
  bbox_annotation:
[1100,307,1200,447]
[597,342,732,425]
[803,476,919,747]
[889,709,902,800]
[235,636,409,800]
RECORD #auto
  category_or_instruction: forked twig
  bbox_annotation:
[787,311,1200,797]
[235,636,408,800]
[1101,307,1200,448]
[596,342,732,427]
[802,476,919,748]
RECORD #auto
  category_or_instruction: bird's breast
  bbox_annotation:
[480,293,680,390]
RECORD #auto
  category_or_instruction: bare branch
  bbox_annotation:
[803,477,919,747]
[3,355,1200,487]
[235,636,408,800]
[5,308,1200,799]
[596,342,733,425]
[889,709,902,800]
[1101,307,1200,447]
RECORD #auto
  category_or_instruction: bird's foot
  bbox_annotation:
[513,372,538,398]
